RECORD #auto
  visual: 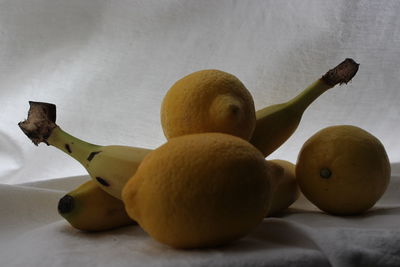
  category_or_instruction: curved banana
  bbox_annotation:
[58,179,135,231]
[250,58,359,157]
[267,159,300,216]
[18,59,358,200]
[18,102,152,199]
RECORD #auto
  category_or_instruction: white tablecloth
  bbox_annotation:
[0,166,399,267]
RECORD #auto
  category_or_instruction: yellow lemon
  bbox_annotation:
[161,70,256,140]
[122,133,272,249]
[296,125,390,215]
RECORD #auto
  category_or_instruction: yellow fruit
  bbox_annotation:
[296,125,391,215]
[58,180,135,232]
[122,133,272,249]
[267,160,300,216]
[250,58,359,157]
[18,101,152,200]
[161,70,256,140]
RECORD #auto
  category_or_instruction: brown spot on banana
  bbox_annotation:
[96,177,110,187]
[65,144,72,153]
[87,151,101,161]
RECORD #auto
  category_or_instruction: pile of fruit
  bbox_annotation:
[18,58,391,249]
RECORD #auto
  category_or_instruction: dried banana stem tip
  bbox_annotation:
[18,101,57,145]
[322,58,360,86]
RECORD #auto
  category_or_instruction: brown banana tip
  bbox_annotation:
[322,58,360,86]
[18,101,57,145]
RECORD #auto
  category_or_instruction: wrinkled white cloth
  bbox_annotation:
[0,166,399,267]
[1,0,400,184]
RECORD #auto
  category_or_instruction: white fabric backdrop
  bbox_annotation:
[1,0,399,184]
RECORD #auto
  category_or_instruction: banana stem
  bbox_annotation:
[288,58,359,112]
[47,127,101,168]
[18,101,101,168]
[287,80,331,113]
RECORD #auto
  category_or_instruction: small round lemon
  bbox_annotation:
[122,133,272,249]
[161,70,256,140]
[296,125,390,215]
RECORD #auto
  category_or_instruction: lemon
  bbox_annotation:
[122,133,272,249]
[161,70,256,140]
[296,125,390,215]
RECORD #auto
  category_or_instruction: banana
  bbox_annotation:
[58,179,135,231]
[18,102,152,199]
[250,58,359,157]
[18,59,358,200]
[267,159,300,216]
